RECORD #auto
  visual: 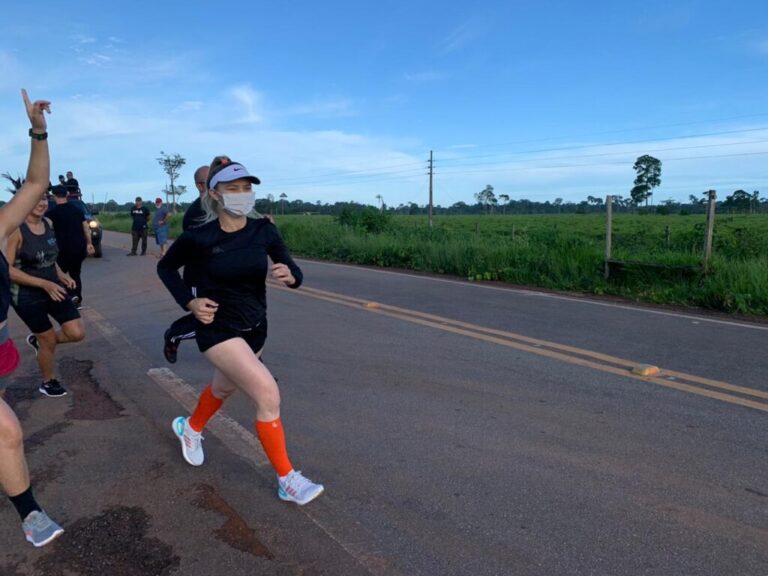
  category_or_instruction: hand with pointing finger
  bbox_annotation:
[21,88,50,134]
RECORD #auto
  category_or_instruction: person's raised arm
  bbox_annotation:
[0,90,51,239]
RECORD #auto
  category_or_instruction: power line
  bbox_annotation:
[433,112,768,153]
[434,150,768,177]
[431,139,768,170]
[434,127,768,165]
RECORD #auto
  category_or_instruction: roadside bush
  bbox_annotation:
[336,207,392,234]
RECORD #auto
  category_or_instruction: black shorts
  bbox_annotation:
[196,318,267,354]
[13,296,80,334]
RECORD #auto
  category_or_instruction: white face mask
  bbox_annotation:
[219,191,255,216]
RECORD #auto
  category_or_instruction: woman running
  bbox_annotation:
[0,89,64,546]
[5,194,85,397]
[157,156,324,505]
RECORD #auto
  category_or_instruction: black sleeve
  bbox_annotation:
[157,232,197,310]
[143,207,151,224]
[182,199,199,232]
[267,223,302,289]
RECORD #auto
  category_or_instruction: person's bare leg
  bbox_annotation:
[34,329,57,382]
[204,338,280,421]
[0,396,30,497]
[57,319,85,344]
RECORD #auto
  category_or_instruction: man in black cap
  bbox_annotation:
[46,186,94,307]
[64,171,80,200]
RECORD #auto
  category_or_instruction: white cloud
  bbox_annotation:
[436,19,482,54]
[79,53,113,67]
[230,85,265,124]
[72,34,96,45]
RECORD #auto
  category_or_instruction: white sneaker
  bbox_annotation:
[172,416,204,466]
[277,470,324,505]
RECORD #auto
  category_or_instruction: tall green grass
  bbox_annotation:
[99,212,768,316]
[275,214,768,316]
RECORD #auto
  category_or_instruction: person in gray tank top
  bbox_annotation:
[0,89,65,548]
[4,194,85,398]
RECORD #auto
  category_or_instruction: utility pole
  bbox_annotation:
[704,189,717,270]
[428,150,434,228]
[604,195,613,279]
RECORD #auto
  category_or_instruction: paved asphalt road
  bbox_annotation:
[1,229,766,576]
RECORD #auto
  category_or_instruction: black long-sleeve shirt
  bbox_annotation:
[182,197,205,232]
[157,217,302,330]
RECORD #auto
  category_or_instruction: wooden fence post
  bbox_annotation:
[704,190,717,270]
[604,195,613,279]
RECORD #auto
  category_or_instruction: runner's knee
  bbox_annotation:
[62,321,85,342]
[0,414,23,450]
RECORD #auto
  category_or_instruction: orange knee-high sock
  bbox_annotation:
[255,418,293,477]
[188,385,224,432]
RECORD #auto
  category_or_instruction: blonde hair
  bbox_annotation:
[198,155,262,224]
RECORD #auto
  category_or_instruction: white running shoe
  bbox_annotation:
[172,416,204,466]
[277,470,324,505]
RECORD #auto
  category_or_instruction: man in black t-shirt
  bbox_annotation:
[128,196,150,256]
[46,186,95,306]
[64,171,80,200]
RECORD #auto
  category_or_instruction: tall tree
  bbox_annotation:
[498,193,509,214]
[723,189,752,213]
[631,155,661,207]
[475,185,495,215]
[157,151,186,213]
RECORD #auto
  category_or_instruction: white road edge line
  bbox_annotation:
[146,367,394,576]
[83,305,394,575]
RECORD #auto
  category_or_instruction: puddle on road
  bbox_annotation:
[4,357,123,421]
[33,506,179,576]
[24,422,73,454]
[59,357,124,420]
[193,483,275,560]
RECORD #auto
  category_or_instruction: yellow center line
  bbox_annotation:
[269,282,768,413]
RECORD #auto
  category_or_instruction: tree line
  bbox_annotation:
[53,152,768,216]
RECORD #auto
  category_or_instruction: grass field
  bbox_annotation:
[98,212,768,316]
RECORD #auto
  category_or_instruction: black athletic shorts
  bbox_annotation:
[196,318,267,354]
[13,296,80,334]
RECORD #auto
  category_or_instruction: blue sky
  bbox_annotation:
[1,0,767,207]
